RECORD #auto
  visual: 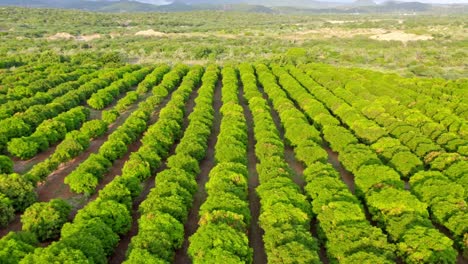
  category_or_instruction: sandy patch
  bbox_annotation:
[47,32,75,40]
[282,28,387,40]
[370,31,433,42]
[326,20,356,24]
[76,34,101,42]
[133,30,239,39]
[282,28,432,42]
[173,32,239,39]
[135,29,166,37]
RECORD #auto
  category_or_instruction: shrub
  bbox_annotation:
[121,158,151,181]
[99,181,133,210]
[102,109,120,124]
[127,213,184,262]
[21,199,72,241]
[99,140,127,162]
[75,199,131,236]
[0,173,36,211]
[188,223,252,264]
[388,151,423,178]
[0,155,13,174]
[0,231,38,264]
[65,172,99,195]
[354,165,404,198]
[80,120,108,138]
[167,154,200,176]
[0,194,14,227]
[61,218,119,256]
[19,241,90,264]
[7,137,39,160]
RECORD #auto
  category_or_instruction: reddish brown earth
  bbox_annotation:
[110,81,202,264]
[12,87,137,174]
[323,146,355,193]
[238,84,267,264]
[0,214,21,237]
[13,144,59,174]
[37,92,147,204]
[0,89,149,237]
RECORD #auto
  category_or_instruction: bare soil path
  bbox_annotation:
[239,84,267,264]
[323,145,355,193]
[12,87,138,174]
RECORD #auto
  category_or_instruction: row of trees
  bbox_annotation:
[324,71,467,160]
[64,66,190,195]
[258,64,397,263]
[7,106,90,159]
[379,69,466,124]
[113,65,171,113]
[246,63,322,263]
[108,65,172,121]
[4,65,84,100]
[305,64,466,152]
[20,63,167,183]
[87,67,152,110]
[297,65,467,192]
[288,66,425,178]
[297,64,468,258]
[188,66,252,263]
[410,170,468,257]
[8,66,195,263]
[135,64,171,95]
[0,65,136,152]
[322,65,466,122]
[296,65,468,252]
[0,65,176,238]
[0,68,98,119]
[126,65,216,263]
[274,65,458,263]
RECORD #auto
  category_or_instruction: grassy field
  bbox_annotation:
[0,7,467,78]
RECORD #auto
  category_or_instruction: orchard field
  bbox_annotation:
[0,61,466,264]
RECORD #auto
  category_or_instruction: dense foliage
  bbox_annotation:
[0,60,465,263]
[21,199,72,241]
[188,66,253,263]
[126,65,216,263]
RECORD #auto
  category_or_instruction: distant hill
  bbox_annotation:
[352,0,377,7]
[0,0,362,10]
[0,0,465,13]
[0,0,160,11]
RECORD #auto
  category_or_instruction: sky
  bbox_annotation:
[136,0,468,4]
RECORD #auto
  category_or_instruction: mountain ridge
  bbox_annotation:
[0,0,465,13]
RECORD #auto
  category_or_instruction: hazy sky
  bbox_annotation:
[136,0,468,3]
